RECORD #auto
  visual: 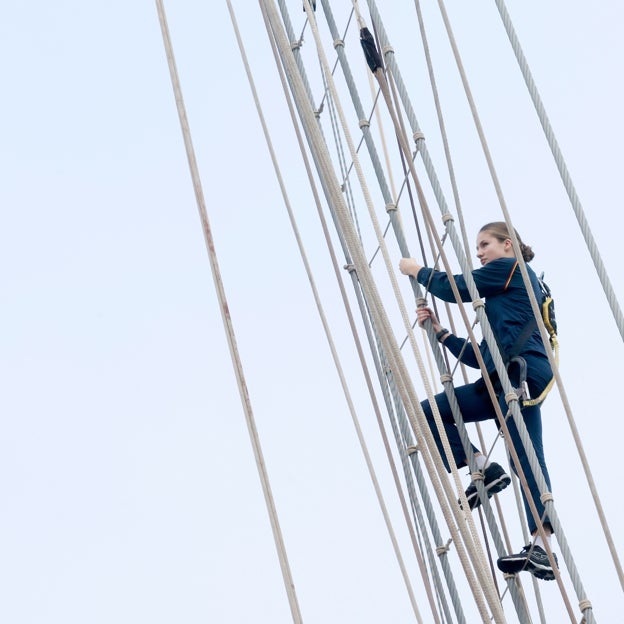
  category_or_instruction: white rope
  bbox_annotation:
[156,1,303,621]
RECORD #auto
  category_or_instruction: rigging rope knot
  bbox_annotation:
[385,202,397,213]
[578,600,592,612]
[314,102,324,119]
[504,391,518,406]
[441,213,454,225]
[382,44,394,56]
[413,131,425,142]
[406,444,419,456]
[416,297,427,307]
[540,492,554,504]
[333,38,344,49]
[472,300,484,311]
[290,39,303,51]
[440,373,452,384]
[435,539,452,555]
[358,119,370,129]
[343,263,356,274]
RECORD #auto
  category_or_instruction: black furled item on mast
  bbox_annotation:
[360,27,383,73]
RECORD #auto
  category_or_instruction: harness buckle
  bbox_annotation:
[508,356,530,402]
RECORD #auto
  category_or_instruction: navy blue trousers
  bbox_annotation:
[421,357,553,535]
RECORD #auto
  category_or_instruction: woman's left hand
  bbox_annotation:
[416,306,441,329]
[399,257,423,277]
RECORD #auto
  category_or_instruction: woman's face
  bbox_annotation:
[476,230,513,266]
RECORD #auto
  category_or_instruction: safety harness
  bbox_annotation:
[503,263,559,406]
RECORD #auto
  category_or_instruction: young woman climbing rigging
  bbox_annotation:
[399,221,557,581]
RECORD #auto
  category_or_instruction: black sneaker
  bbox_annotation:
[497,545,559,581]
[461,462,511,510]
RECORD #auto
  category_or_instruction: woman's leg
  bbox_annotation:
[502,400,552,535]
[421,382,498,472]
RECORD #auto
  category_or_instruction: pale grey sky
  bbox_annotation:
[1,2,623,622]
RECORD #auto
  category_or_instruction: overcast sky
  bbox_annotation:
[1,1,623,623]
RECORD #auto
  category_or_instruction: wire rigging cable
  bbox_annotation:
[494,0,624,345]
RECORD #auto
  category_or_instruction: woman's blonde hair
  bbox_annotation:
[479,221,535,262]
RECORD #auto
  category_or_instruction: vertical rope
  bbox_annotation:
[156,2,303,621]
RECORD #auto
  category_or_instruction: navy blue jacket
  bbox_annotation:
[417,257,550,377]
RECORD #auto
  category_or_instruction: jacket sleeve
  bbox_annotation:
[443,334,480,368]
[416,259,517,302]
